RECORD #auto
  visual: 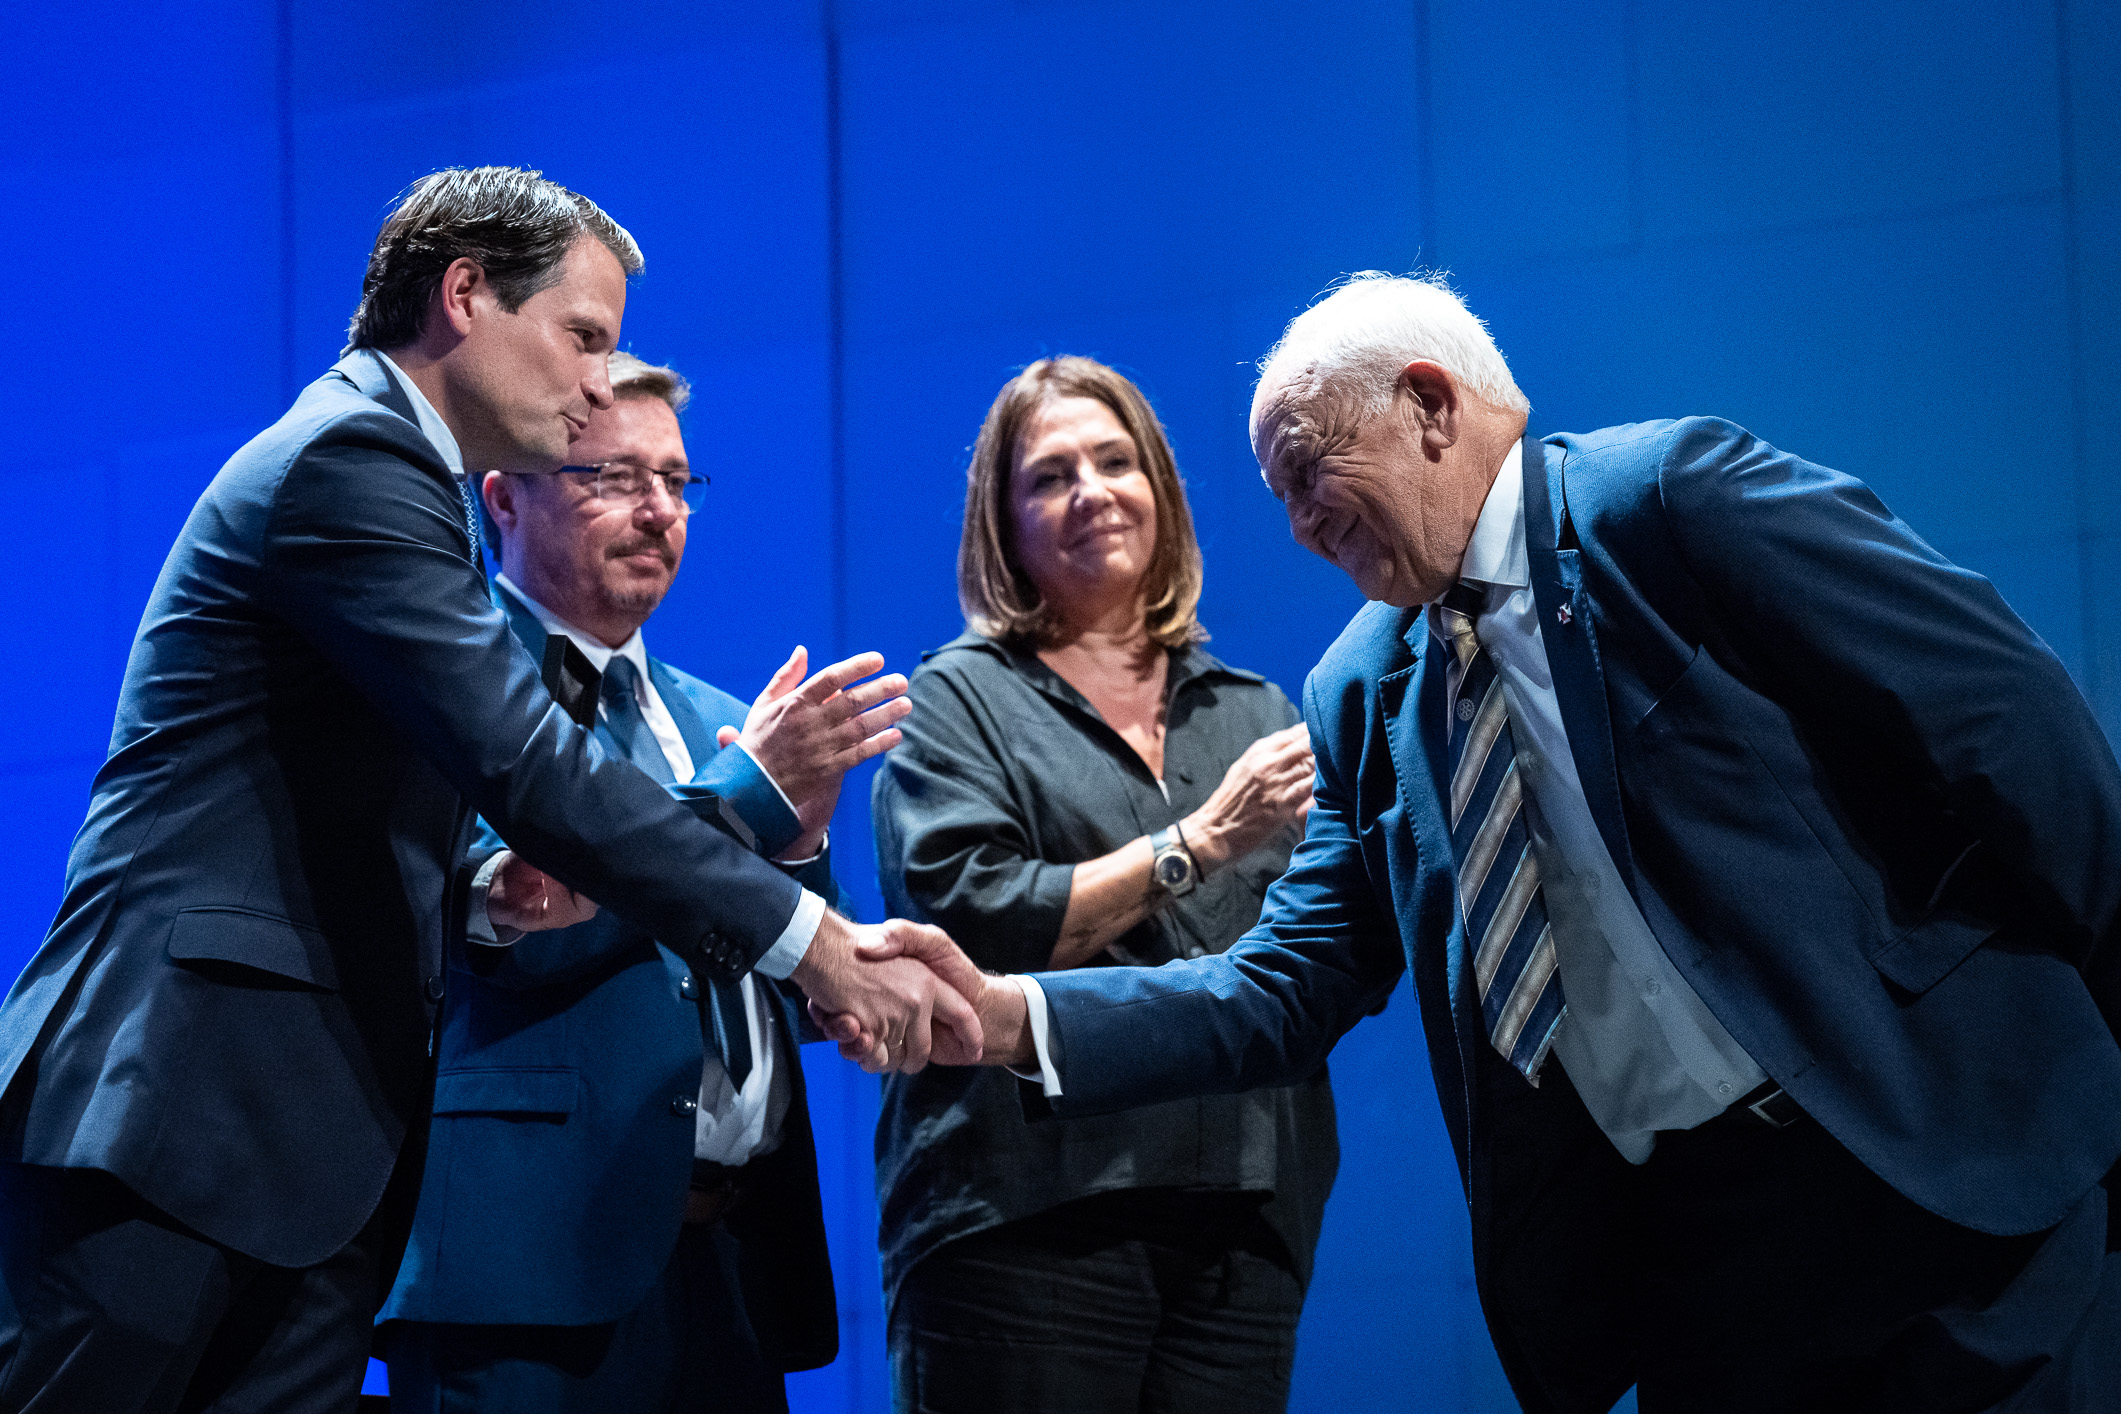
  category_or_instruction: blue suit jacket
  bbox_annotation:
[379,586,839,1370]
[1034,420,2121,1400]
[0,356,808,1268]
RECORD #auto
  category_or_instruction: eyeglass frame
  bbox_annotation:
[496,462,709,514]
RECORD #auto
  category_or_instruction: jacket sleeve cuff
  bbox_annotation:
[670,744,804,859]
[750,888,826,980]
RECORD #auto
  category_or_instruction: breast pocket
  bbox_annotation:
[165,906,340,991]
[431,1067,580,1117]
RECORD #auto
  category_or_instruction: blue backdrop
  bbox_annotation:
[5,2,2115,1409]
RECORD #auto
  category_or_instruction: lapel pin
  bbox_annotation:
[1555,603,1574,627]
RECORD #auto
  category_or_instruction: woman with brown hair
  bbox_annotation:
[870,356,1336,1412]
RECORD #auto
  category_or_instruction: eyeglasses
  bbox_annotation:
[504,463,708,514]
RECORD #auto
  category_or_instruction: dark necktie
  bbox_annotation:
[708,981,754,1091]
[598,655,751,1086]
[598,657,675,785]
[1436,583,1566,1081]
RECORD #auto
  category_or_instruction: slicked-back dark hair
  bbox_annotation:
[344,166,643,353]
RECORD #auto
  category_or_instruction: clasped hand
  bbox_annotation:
[790,912,990,1072]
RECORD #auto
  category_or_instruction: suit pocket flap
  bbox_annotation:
[1870,911,1996,994]
[433,1067,579,1116]
[166,907,340,991]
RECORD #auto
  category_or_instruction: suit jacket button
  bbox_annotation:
[425,975,444,1002]
[671,1096,699,1117]
[678,975,698,999]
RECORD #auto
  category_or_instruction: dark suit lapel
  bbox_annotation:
[1521,434,1638,882]
[1381,617,1485,1139]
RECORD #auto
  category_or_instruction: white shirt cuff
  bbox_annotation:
[1006,973,1062,1098]
[749,888,825,980]
[466,851,514,947]
[775,829,828,868]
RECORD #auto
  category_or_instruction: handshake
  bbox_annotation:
[489,850,1025,1073]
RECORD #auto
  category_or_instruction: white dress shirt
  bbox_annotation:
[496,576,800,1165]
[1447,443,1765,1161]
[370,349,465,479]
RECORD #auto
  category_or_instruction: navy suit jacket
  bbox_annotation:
[379,586,839,1371]
[1034,420,2121,1399]
[0,356,809,1269]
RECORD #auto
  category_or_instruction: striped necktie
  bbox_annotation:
[1436,583,1566,1082]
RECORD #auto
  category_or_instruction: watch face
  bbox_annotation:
[1154,851,1191,890]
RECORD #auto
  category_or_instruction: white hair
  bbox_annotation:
[1250,271,1529,445]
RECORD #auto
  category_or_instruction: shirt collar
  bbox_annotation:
[362,348,465,479]
[495,572,651,683]
[1456,440,1528,591]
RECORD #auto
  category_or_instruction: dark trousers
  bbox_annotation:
[383,1218,784,1414]
[1479,1059,2121,1414]
[0,1163,396,1414]
[889,1188,1304,1414]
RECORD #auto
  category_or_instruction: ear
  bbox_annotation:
[481,470,520,540]
[431,256,487,339]
[1396,360,1462,459]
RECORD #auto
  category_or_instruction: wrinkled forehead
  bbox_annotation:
[1250,376,1335,490]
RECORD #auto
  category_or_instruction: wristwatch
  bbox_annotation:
[1148,824,1200,900]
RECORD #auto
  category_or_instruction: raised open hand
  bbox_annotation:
[714,646,911,858]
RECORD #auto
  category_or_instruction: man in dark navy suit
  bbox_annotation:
[379,353,864,1412]
[0,168,974,1414]
[846,272,2121,1411]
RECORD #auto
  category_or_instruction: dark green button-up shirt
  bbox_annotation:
[870,631,1339,1307]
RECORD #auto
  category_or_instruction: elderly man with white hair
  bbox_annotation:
[844,272,2121,1412]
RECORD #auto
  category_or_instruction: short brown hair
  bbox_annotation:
[608,351,691,414]
[959,357,1205,648]
[345,166,643,353]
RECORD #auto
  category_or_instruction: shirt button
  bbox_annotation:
[425,975,444,1002]
[1718,1082,1733,1096]
[1643,979,1660,998]
[671,1096,699,1117]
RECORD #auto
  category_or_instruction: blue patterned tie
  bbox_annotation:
[598,657,675,786]
[1437,583,1566,1082]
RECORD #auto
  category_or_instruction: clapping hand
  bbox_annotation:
[1178,723,1315,871]
[715,647,911,860]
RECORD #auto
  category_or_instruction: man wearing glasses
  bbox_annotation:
[379,353,867,1411]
